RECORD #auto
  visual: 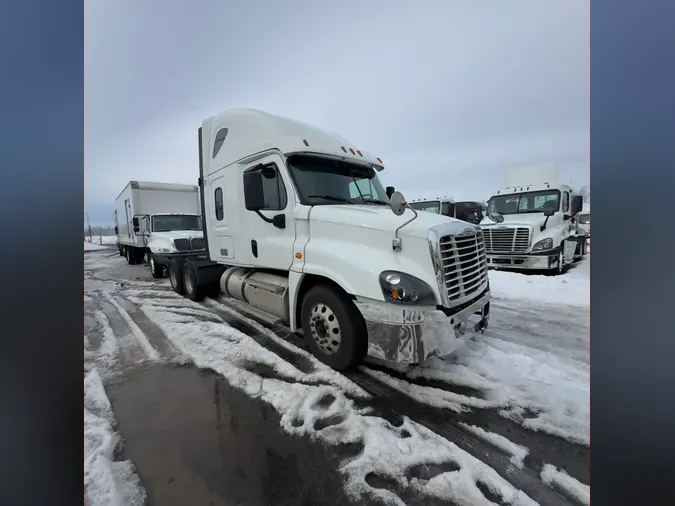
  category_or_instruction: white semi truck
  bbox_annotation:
[577,203,590,238]
[114,181,205,277]
[166,109,491,370]
[409,197,486,225]
[479,164,587,274]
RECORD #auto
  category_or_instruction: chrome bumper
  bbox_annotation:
[486,252,558,270]
[354,291,490,364]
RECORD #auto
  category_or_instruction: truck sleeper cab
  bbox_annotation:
[479,165,586,274]
[168,109,490,371]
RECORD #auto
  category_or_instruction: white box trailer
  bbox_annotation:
[114,181,205,275]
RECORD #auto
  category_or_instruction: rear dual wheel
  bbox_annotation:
[169,258,219,300]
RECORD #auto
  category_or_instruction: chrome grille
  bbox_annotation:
[439,231,489,302]
[173,238,205,251]
[482,227,530,253]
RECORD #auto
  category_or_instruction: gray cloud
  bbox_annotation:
[85,0,588,225]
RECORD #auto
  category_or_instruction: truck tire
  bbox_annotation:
[168,258,186,295]
[300,284,367,371]
[125,247,135,265]
[149,254,164,279]
[118,243,124,257]
[183,261,205,302]
[555,243,566,275]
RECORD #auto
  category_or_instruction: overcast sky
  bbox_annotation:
[85,0,588,227]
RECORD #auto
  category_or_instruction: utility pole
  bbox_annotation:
[85,213,92,243]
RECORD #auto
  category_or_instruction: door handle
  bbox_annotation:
[251,240,258,258]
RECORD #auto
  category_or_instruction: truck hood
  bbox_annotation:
[309,205,476,238]
[479,213,545,229]
[151,230,203,240]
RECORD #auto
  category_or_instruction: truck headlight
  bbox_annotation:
[379,271,437,305]
[532,238,553,251]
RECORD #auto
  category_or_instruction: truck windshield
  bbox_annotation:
[410,201,441,213]
[488,190,560,215]
[151,215,202,232]
[287,155,390,206]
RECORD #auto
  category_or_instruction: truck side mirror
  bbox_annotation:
[132,217,140,233]
[114,226,118,234]
[544,209,556,217]
[386,186,395,199]
[243,169,265,210]
[571,195,583,215]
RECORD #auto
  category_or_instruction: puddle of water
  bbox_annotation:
[107,365,358,506]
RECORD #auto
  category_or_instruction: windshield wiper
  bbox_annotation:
[308,195,352,203]
[362,199,390,206]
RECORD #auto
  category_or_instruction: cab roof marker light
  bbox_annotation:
[341,146,347,153]
[377,157,383,163]
[356,150,363,156]
[349,148,355,155]
[303,139,309,147]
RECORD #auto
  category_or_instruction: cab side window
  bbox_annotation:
[247,164,288,210]
[562,192,570,213]
[214,187,224,220]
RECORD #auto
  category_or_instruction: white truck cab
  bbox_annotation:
[479,164,586,274]
[114,181,205,277]
[577,203,590,237]
[410,197,486,225]
[167,109,491,370]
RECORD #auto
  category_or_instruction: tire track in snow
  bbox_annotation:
[89,291,149,370]
[100,290,160,361]
[207,296,581,505]
[97,274,586,503]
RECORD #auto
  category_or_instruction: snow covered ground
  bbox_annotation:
[84,249,590,505]
[489,256,590,307]
[85,236,117,251]
[84,369,146,505]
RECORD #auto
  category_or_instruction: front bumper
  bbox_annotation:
[354,290,490,364]
[486,247,560,270]
[153,250,205,266]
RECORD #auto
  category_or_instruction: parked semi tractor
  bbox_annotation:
[577,203,590,238]
[114,181,205,277]
[166,109,491,370]
[479,164,587,274]
[409,197,486,224]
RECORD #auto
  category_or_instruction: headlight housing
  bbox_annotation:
[532,238,553,251]
[379,271,437,306]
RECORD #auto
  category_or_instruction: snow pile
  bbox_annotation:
[458,423,529,469]
[139,303,538,506]
[541,464,589,505]
[84,370,146,506]
[488,256,589,307]
[370,331,589,447]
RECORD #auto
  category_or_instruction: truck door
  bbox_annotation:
[242,153,296,271]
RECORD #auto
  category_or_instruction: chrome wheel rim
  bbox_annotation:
[558,250,564,273]
[185,268,195,293]
[169,264,177,287]
[309,303,341,355]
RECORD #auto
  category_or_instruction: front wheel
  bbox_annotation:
[555,244,566,275]
[300,285,367,371]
